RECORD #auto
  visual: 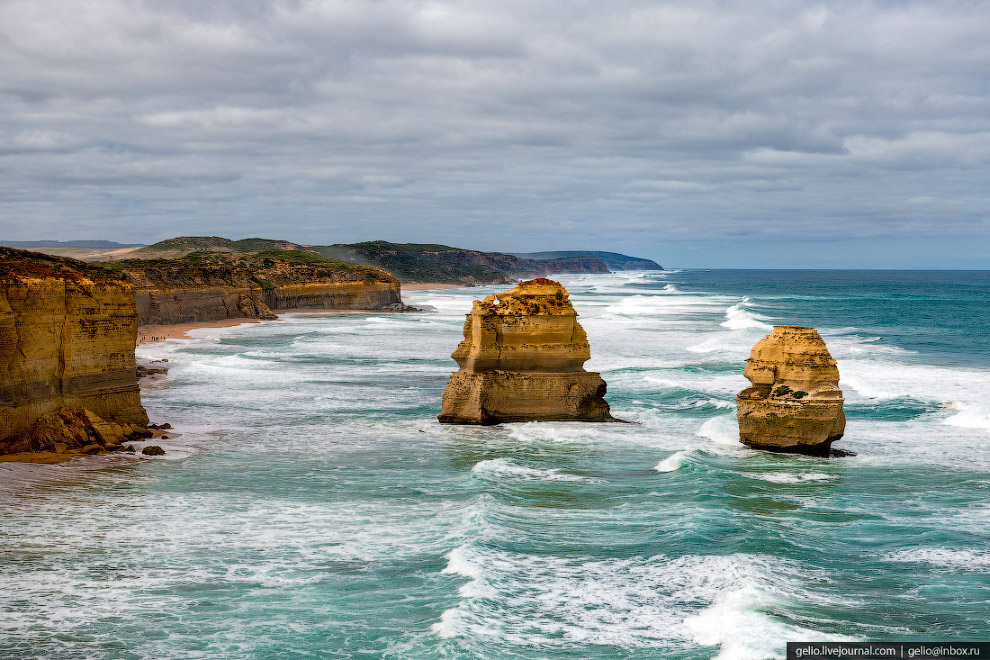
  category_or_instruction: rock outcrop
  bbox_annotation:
[438,278,614,424]
[315,241,612,284]
[736,326,845,455]
[124,265,278,325]
[0,248,149,457]
[120,254,412,325]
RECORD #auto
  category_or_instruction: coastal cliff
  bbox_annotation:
[124,264,278,325]
[438,278,614,424]
[116,252,410,325]
[314,241,612,284]
[511,250,663,271]
[0,248,149,456]
[736,326,846,455]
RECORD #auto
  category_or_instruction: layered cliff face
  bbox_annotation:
[253,260,406,311]
[736,326,846,455]
[439,278,614,425]
[124,265,278,325]
[119,253,409,325]
[0,248,149,456]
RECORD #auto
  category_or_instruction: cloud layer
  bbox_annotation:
[1,0,988,265]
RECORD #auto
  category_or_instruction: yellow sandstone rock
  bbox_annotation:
[438,278,614,424]
[736,326,845,455]
[0,248,148,456]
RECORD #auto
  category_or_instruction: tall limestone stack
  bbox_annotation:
[438,278,614,424]
[0,248,149,456]
[736,326,845,455]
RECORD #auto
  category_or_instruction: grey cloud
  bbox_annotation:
[0,0,987,266]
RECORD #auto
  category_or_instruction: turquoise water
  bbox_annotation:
[1,270,988,660]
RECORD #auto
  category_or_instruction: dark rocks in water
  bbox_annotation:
[148,422,172,430]
[128,426,154,439]
[136,365,168,379]
[380,302,421,312]
[124,445,136,453]
[142,445,166,456]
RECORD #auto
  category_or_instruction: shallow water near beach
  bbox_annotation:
[1,270,988,660]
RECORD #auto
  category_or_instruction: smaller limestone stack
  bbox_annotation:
[736,326,845,455]
[438,278,614,424]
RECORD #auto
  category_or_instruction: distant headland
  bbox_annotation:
[0,236,663,285]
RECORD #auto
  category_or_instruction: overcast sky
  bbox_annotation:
[1,0,988,267]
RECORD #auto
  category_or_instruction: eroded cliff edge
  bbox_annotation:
[0,248,149,456]
[113,251,412,325]
[438,278,614,424]
[736,325,846,455]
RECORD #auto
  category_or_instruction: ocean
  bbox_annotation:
[1,270,988,660]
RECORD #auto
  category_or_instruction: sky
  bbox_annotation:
[1,0,988,268]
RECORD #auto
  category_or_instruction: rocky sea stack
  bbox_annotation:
[736,325,846,455]
[438,278,614,425]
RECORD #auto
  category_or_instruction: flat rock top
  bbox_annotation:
[477,278,577,316]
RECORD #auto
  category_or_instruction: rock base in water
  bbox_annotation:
[439,278,614,425]
[737,326,846,455]
[438,370,613,425]
[21,407,151,456]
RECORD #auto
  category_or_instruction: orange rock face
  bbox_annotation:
[438,278,614,424]
[0,248,149,455]
[736,326,845,455]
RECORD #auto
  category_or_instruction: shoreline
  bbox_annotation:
[6,287,473,464]
[138,318,261,344]
[0,428,174,464]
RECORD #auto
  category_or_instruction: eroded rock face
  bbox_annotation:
[0,248,149,455]
[438,278,614,424]
[736,326,845,455]
[124,260,410,325]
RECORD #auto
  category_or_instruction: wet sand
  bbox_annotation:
[137,319,261,344]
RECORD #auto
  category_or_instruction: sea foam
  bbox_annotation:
[720,298,773,331]
[654,451,687,472]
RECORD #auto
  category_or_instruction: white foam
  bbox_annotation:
[431,548,849,653]
[720,299,773,331]
[943,403,990,432]
[885,547,990,571]
[430,608,462,638]
[751,472,835,484]
[471,458,596,482]
[654,451,687,472]
[684,585,849,660]
[441,546,484,579]
[697,416,740,446]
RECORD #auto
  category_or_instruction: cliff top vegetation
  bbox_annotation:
[0,246,126,282]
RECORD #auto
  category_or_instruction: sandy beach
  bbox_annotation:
[137,319,261,344]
